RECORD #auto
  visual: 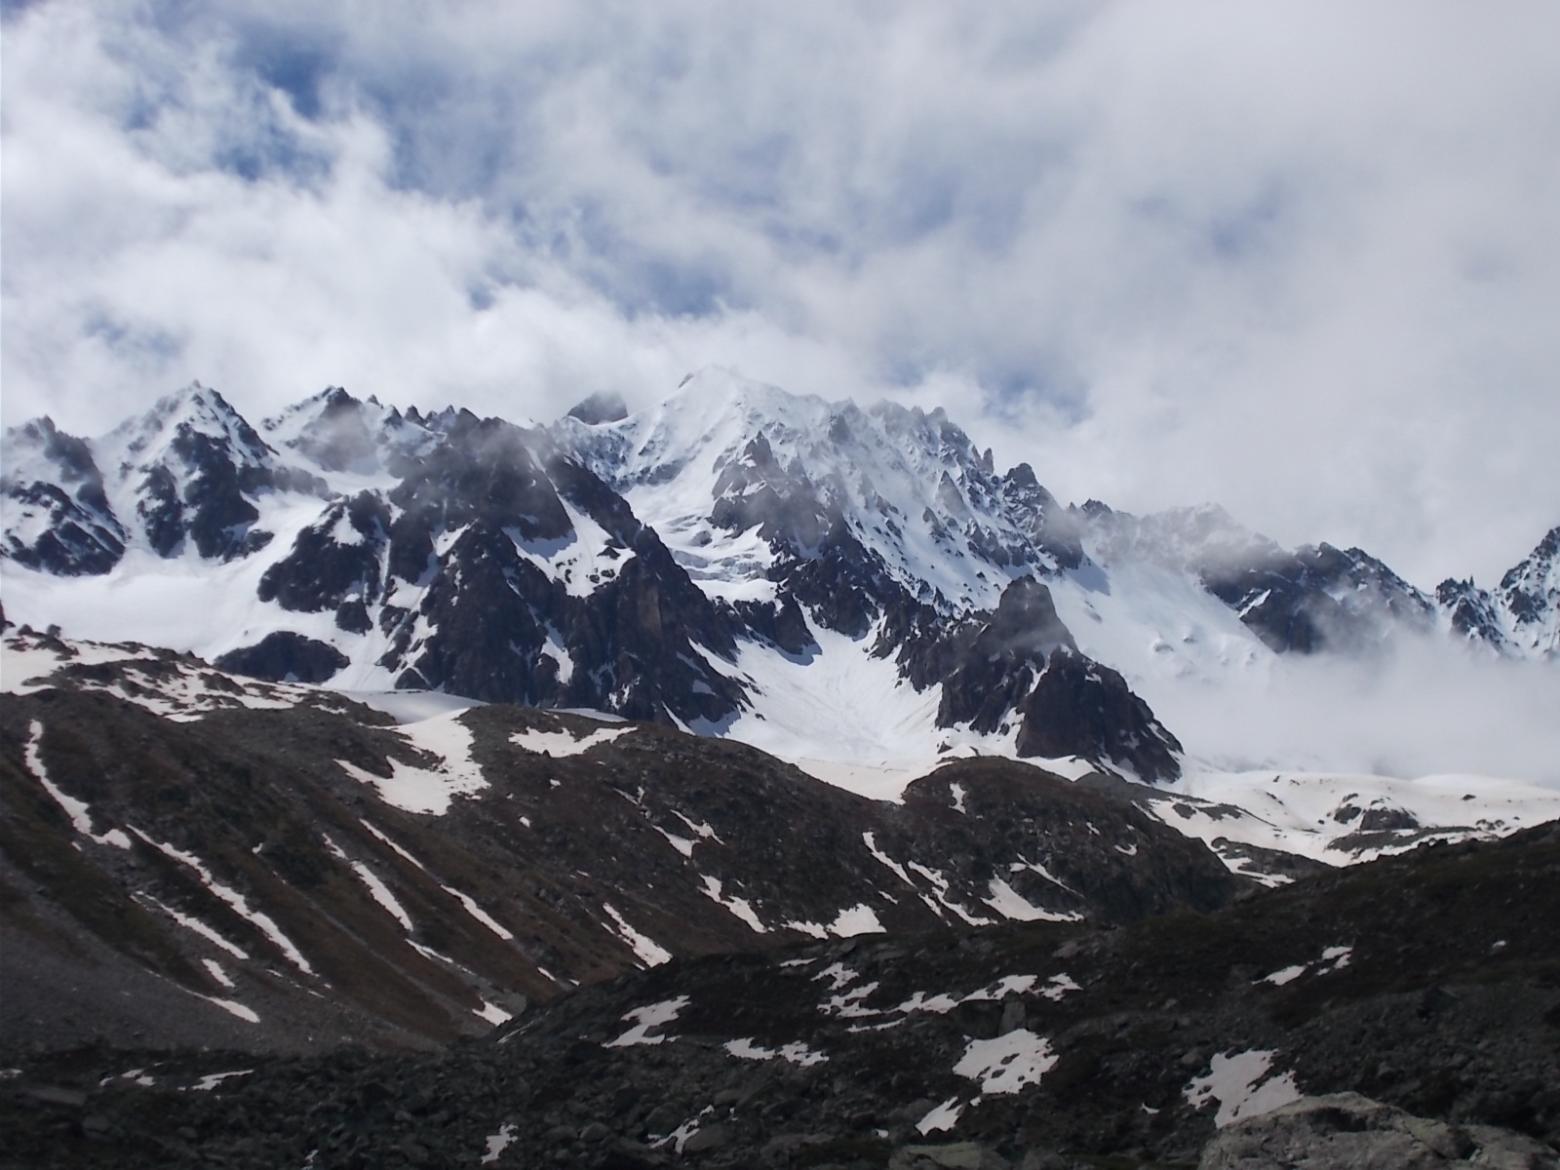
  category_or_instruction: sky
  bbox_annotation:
[3,0,1558,587]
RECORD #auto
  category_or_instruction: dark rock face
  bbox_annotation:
[358,427,747,724]
[928,579,1181,781]
[938,577,1077,734]
[287,387,387,472]
[388,414,572,543]
[4,385,332,575]
[126,388,327,561]
[260,491,392,618]
[1000,462,1085,572]
[777,523,899,638]
[215,632,350,682]
[1016,649,1183,781]
[710,433,832,551]
[1432,527,1558,658]
[731,593,815,657]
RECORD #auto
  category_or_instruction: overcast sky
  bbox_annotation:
[3,0,1557,585]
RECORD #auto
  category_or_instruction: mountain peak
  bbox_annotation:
[100,380,273,475]
[1497,524,1560,654]
[263,386,434,477]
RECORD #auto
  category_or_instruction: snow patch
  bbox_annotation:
[724,1037,829,1067]
[697,875,768,933]
[916,1097,965,1134]
[1259,965,1307,987]
[820,981,881,1019]
[137,895,248,960]
[510,725,632,758]
[192,994,260,1024]
[601,903,672,966]
[480,1124,517,1164]
[22,721,131,849]
[1184,1049,1303,1128]
[983,877,1079,923]
[336,712,487,815]
[191,1069,252,1092]
[201,959,235,989]
[827,903,885,937]
[895,990,961,1015]
[473,999,512,1026]
[961,974,1039,1002]
[321,834,413,930]
[604,995,689,1048]
[953,1030,1057,1095]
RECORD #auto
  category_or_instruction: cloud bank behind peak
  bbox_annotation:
[3,0,1558,585]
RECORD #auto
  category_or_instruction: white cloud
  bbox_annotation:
[1150,634,1560,787]
[3,0,1557,585]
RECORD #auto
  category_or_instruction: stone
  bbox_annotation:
[889,1142,1011,1170]
[681,1124,732,1154]
[1198,1093,1560,1170]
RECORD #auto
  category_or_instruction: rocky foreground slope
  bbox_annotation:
[1,625,1237,1057]
[2,819,1556,1168]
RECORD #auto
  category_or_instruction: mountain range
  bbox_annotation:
[2,372,1558,1167]
[3,370,1555,790]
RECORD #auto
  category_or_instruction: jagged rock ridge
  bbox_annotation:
[4,372,1557,784]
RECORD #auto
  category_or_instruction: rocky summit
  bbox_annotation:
[1,372,1558,1169]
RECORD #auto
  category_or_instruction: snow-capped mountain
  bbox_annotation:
[1438,526,1560,658]
[554,367,1085,617]
[2,371,1556,789]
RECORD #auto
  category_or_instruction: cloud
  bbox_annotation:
[1144,633,1560,787]
[3,0,1558,586]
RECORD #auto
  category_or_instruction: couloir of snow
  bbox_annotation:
[507,496,637,598]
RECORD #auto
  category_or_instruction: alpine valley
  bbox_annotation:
[2,371,1558,1169]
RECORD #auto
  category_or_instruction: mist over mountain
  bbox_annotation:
[4,372,1556,790]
